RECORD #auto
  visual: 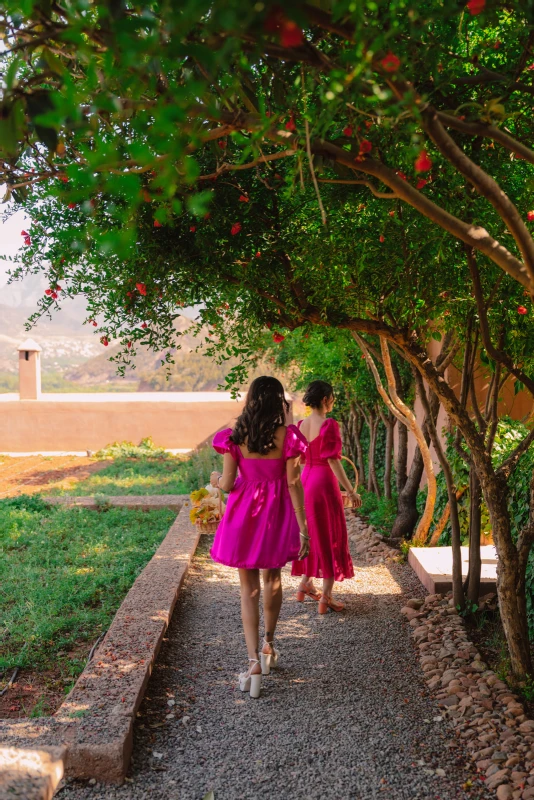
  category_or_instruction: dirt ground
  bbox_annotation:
[0,455,108,498]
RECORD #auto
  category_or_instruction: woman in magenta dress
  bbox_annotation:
[292,380,361,613]
[209,376,309,698]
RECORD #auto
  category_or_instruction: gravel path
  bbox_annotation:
[59,537,490,800]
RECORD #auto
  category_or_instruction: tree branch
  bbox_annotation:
[317,178,398,198]
[436,112,534,167]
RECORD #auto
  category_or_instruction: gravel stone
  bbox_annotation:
[58,532,490,800]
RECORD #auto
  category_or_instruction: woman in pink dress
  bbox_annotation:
[292,380,361,613]
[209,376,309,698]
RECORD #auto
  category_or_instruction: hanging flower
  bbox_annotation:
[365,120,373,129]
[527,211,534,222]
[256,251,261,258]
[380,52,400,72]
[285,116,296,131]
[239,195,249,203]
[415,150,432,172]
[127,341,132,349]
[101,336,109,346]
[136,282,147,295]
[466,0,485,14]
[416,178,428,190]
[231,223,242,235]
[359,139,372,154]
[154,219,162,227]
[272,332,285,343]
[141,322,148,329]
[190,225,197,232]
[343,126,353,136]
[379,235,385,243]
[518,306,528,315]
[68,203,76,209]
[388,210,395,217]
[92,321,98,327]
[45,289,52,296]
[280,20,303,48]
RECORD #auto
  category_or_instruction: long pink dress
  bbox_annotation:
[210,425,307,570]
[291,418,354,581]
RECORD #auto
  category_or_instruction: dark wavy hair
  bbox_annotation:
[303,380,334,409]
[231,376,289,455]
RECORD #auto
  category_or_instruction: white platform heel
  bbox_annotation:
[260,638,279,676]
[239,659,262,699]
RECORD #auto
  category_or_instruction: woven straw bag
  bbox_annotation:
[339,456,359,509]
[195,487,224,534]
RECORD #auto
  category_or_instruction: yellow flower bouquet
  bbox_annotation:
[189,486,225,534]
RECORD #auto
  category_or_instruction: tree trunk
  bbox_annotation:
[369,414,381,496]
[396,419,408,494]
[466,469,482,604]
[383,416,394,500]
[350,402,366,486]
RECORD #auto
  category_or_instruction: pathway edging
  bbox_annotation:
[0,501,199,790]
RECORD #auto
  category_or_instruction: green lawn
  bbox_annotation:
[0,494,176,677]
[53,442,223,496]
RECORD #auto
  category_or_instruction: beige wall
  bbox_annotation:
[0,398,244,453]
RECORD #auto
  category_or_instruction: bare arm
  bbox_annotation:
[286,456,310,560]
[210,452,238,492]
[328,458,362,508]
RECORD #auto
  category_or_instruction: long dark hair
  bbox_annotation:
[231,376,289,454]
[303,380,334,409]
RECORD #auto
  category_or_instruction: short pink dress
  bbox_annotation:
[291,418,354,581]
[210,425,307,570]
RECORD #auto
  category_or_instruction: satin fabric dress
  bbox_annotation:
[291,418,354,581]
[210,425,308,570]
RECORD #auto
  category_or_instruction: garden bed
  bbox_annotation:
[0,494,176,718]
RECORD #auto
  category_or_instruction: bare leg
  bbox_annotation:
[322,577,335,598]
[238,568,261,674]
[262,568,282,653]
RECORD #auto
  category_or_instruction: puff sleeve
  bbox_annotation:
[319,418,342,460]
[283,423,308,461]
[212,428,240,460]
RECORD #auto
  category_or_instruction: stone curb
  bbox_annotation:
[0,746,65,800]
[43,494,188,512]
[0,504,200,788]
[403,593,534,799]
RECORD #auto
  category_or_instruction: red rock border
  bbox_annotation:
[0,501,199,788]
[403,594,534,800]
[0,746,65,800]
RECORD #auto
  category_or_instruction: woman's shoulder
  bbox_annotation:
[321,417,340,434]
[283,423,308,458]
[212,428,239,457]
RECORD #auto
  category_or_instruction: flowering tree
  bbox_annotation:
[3,0,534,676]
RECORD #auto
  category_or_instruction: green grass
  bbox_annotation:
[358,489,398,536]
[52,441,223,496]
[0,494,176,676]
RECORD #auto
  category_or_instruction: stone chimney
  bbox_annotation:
[17,338,42,400]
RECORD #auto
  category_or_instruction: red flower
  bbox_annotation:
[359,139,372,154]
[218,139,226,149]
[256,251,261,258]
[20,230,28,236]
[527,211,534,222]
[190,225,197,232]
[92,321,98,327]
[285,117,296,132]
[55,285,62,291]
[365,120,373,129]
[141,322,148,329]
[466,0,485,14]
[265,111,271,117]
[528,64,534,71]
[58,175,68,183]
[45,289,52,296]
[280,20,303,48]
[396,171,407,181]
[343,126,353,136]
[126,291,134,298]
[154,219,162,227]
[68,203,76,209]
[272,332,285,343]
[388,210,395,217]
[494,40,501,49]
[518,306,528,315]
[101,336,109,346]
[231,223,242,235]
[239,195,249,203]
[136,282,147,296]
[381,52,400,72]
[51,291,58,299]
[415,149,432,172]
[127,341,132,349]
[23,236,31,246]
[416,178,428,190]
[379,235,385,243]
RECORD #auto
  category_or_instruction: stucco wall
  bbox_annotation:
[0,394,244,453]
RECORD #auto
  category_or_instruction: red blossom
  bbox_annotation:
[51,291,58,299]
[528,64,534,71]
[45,289,52,296]
[23,236,31,246]
[365,120,373,129]
[380,52,400,72]
[126,291,134,298]
[101,336,109,346]
[414,149,432,172]
[494,41,501,49]
[256,251,261,258]
[92,321,98,327]
[280,20,303,48]
[136,282,147,296]
[343,126,353,136]
[466,0,485,14]
[127,341,132,349]
[231,222,242,235]
[272,332,285,343]
[518,306,528,315]
[58,175,68,183]
[359,139,372,154]
[379,235,385,243]
[55,285,62,291]
[527,211,534,222]
[218,139,226,149]
[285,117,296,131]
[265,111,272,117]
[239,195,250,203]
[190,225,197,232]
[416,178,428,190]
[68,203,76,209]
[141,322,148,329]
[154,219,162,227]
[21,230,28,236]
[388,210,395,217]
